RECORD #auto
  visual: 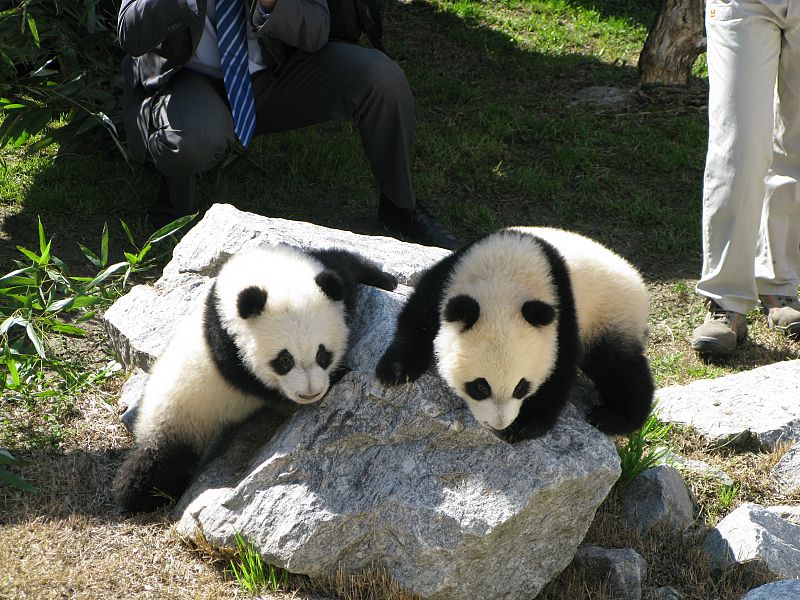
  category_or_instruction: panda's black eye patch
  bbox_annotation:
[316,344,333,369]
[465,378,491,401]
[271,349,294,375]
[513,378,530,399]
[521,300,556,327]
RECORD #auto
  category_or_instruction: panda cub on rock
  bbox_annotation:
[377,226,654,442]
[113,244,397,513]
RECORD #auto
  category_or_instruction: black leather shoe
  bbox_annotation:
[378,195,462,251]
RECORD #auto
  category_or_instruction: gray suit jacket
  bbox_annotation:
[118,0,330,160]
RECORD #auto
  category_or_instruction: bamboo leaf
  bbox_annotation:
[26,15,40,47]
[16,246,40,262]
[78,244,101,268]
[25,323,46,358]
[100,222,109,267]
[49,323,88,336]
[0,468,37,493]
[119,219,136,247]
[147,213,196,244]
[83,261,128,290]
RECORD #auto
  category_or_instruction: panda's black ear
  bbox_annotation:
[237,286,268,319]
[315,270,345,302]
[521,300,556,327]
[444,295,480,331]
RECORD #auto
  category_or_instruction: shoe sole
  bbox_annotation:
[768,318,800,339]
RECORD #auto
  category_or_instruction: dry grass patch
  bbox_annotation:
[580,490,775,600]
[0,387,301,600]
[666,428,800,526]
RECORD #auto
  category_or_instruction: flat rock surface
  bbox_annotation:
[655,361,800,450]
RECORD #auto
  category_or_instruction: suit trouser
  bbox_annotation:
[697,0,800,315]
[143,41,416,210]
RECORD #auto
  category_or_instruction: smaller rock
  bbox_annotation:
[741,579,800,600]
[702,502,800,578]
[652,585,683,600]
[656,448,733,486]
[622,466,695,532]
[772,443,800,491]
[574,546,647,600]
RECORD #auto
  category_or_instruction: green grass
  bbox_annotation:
[229,533,289,594]
[617,409,673,487]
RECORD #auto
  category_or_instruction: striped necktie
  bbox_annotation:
[216,0,256,148]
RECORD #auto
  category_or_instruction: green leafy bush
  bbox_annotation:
[0,0,125,155]
[1,214,194,448]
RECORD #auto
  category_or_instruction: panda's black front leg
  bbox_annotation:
[375,271,439,384]
[503,366,577,442]
[503,396,566,443]
[309,248,398,292]
[377,254,462,385]
[582,337,654,436]
[113,439,199,514]
[376,332,435,385]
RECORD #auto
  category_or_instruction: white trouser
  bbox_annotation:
[697,0,800,315]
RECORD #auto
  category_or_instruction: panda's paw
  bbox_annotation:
[504,421,552,443]
[373,271,398,291]
[376,343,428,385]
[587,405,644,436]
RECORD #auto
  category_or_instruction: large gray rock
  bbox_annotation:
[573,546,647,600]
[105,205,622,600]
[702,503,800,578]
[742,579,800,600]
[655,361,800,451]
[622,466,695,533]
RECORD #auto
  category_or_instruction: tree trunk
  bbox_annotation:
[638,0,706,87]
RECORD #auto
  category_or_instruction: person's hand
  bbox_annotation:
[259,0,276,12]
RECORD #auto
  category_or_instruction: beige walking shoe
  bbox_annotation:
[759,295,800,338]
[691,299,748,356]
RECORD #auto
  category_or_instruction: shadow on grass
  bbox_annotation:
[0,446,139,524]
[3,0,707,283]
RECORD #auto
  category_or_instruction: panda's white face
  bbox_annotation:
[435,296,558,430]
[215,246,349,405]
[244,300,347,404]
[434,233,560,432]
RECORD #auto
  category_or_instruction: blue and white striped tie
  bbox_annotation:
[216,0,256,148]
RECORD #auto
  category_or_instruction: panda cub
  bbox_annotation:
[376,226,654,441]
[113,244,397,513]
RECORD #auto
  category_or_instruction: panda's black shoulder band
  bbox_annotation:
[203,283,295,407]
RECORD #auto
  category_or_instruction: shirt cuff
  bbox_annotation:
[186,0,199,15]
